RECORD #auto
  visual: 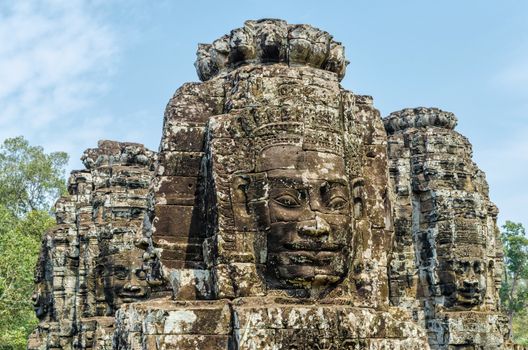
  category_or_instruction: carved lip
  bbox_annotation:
[285,251,340,265]
[118,292,147,301]
[119,297,145,303]
[284,241,343,251]
[457,289,483,304]
[458,289,482,298]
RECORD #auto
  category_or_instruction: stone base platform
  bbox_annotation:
[113,297,430,349]
[428,310,511,349]
[28,317,115,350]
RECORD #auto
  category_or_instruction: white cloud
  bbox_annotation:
[0,0,119,151]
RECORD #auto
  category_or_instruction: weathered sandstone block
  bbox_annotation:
[29,20,516,350]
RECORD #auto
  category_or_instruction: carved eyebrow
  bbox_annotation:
[325,179,348,187]
[268,177,306,188]
[268,178,349,192]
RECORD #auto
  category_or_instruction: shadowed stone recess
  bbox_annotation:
[28,20,518,350]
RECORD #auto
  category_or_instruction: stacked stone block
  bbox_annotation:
[28,19,517,350]
[28,141,156,349]
[385,107,509,349]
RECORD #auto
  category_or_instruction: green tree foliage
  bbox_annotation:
[0,136,68,216]
[0,137,68,349]
[513,310,528,345]
[0,207,55,348]
[500,221,528,345]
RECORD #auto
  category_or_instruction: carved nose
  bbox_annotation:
[298,216,331,237]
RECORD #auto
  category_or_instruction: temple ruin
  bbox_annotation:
[28,19,514,349]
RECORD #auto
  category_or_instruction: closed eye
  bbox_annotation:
[273,193,301,208]
[114,266,129,280]
[135,269,147,280]
[473,262,481,273]
[327,196,348,210]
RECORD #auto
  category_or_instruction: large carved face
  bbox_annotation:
[257,146,352,293]
[97,250,151,311]
[438,257,486,308]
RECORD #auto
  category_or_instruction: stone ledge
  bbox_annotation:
[113,298,430,349]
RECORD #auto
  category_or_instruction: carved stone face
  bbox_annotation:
[32,283,50,320]
[97,250,151,310]
[257,146,352,292]
[439,258,486,308]
[32,245,52,320]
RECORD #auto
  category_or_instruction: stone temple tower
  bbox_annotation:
[28,19,513,349]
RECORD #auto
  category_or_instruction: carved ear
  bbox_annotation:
[231,173,268,204]
[231,174,254,231]
[231,175,250,206]
[351,177,365,219]
[231,173,269,231]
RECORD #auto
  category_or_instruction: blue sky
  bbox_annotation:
[1,0,527,226]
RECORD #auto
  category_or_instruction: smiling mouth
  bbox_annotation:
[457,289,482,303]
[284,242,343,251]
[459,290,481,296]
[278,250,340,267]
[118,292,146,302]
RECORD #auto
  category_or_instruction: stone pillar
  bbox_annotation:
[385,107,509,349]
[29,141,156,349]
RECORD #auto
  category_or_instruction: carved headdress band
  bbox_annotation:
[237,111,345,156]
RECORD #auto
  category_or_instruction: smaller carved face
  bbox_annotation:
[439,258,486,308]
[32,247,52,320]
[97,250,150,310]
[32,284,50,320]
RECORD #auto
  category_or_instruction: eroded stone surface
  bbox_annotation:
[385,107,510,348]
[28,20,516,350]
[28,141,158,349]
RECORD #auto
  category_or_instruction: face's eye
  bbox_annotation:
[114,266,129,280]
[321,182,349,211]
[96,264,107,277]
[453,262,464,274]
[273,193,301,208]
[455,262,470,274]
[473,261,482,273]
[135,269,147,280]
[327,196,348,210]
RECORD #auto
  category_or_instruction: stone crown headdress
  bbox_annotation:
[194,19,348,82]
[383,107,457,135]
